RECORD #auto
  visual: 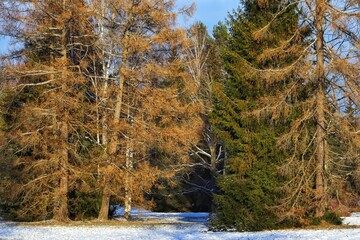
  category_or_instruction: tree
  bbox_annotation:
[0,0,96,221]
[85,0,202,220]
[181,22,225,212]
[0,0,202,222]
[210,0,301,231]
[249,0,359,218]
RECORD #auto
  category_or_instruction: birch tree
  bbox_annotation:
[182,22,225,210]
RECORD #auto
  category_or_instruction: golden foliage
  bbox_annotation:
[250,0,360,218]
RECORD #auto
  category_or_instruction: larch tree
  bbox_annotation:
[249,0,359,219]
[0,0,96,221]
[85,0,202,220]
[0,0,203,222]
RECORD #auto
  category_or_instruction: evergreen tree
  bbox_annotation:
[248,0,359,220]
[211,0,300,231]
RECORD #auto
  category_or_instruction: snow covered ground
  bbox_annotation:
[1,222,360,240]
[113,206,210,223]
[342,212,360,226]
[0,211,360,240]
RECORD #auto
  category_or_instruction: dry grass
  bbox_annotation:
[13,218,183,227]
[284,221,360,231]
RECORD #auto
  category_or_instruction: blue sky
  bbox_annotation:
[0,1,239,53]
[0,37,9,54]
[178,0,239,30]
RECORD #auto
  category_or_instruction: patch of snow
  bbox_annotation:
[342,212,360,226]
[350,212,360,218]
[343,217,360,226]
[113,206,209,223]
[113,206,151,216]
[1,222,360,240]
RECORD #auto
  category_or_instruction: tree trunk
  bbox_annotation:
[314,0,326,217]
[315,86,326,217]
[98,65,125,220]
[53,122,69,221]
[98,184,110,221]
[209,143,216,176]
[124,145,133,219]
[53,3,69,221]
[209,143,217,213]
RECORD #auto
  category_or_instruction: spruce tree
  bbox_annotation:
[211,0,300,231]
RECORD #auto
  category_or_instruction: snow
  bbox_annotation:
[1,212,360,240]
[1,222,360,240]
[113,207,209,223]
[342,212,360,226]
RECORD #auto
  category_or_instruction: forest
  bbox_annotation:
[0,0,359,232]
